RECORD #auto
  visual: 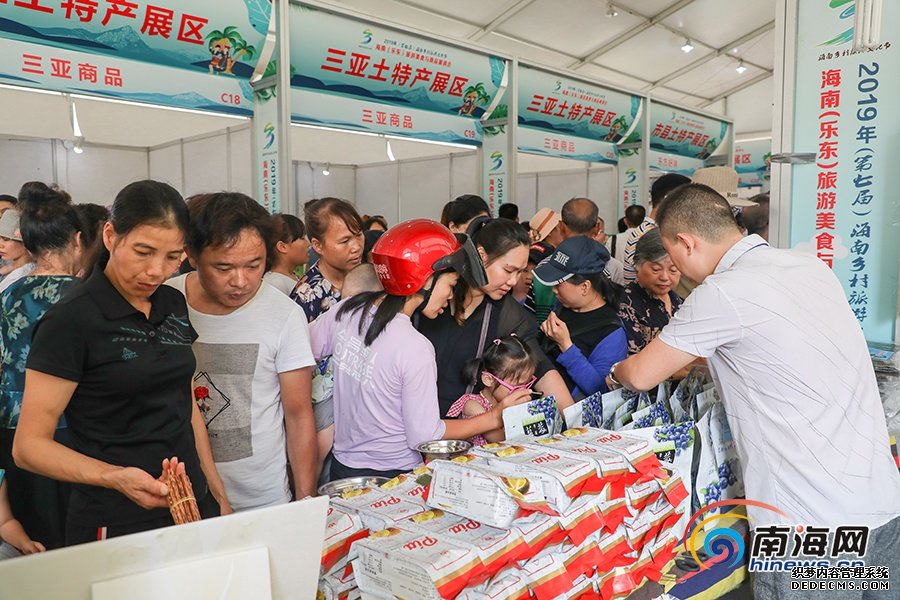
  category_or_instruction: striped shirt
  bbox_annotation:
[659,235,900,528]
[622,217,656,283]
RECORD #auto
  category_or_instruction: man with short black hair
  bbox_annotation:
[167,193,318,510]
[498,203,519,222]
[741,192,770,241]
[624,204,645,230]
[622,173,691,282]
[607,184,900,599]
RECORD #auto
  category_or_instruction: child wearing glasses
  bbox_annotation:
[447,335,538,446]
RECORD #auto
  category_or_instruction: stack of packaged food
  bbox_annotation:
[318,428,689,600]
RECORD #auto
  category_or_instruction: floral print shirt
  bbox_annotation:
[290,263,341,407]
[617,281,683,355]
[290,263,341,322]
[0,275,79,428]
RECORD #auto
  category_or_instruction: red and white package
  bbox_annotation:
[559,540,602,582]
[321,504,369,576]
[632,529,679,585]
[591,528,634,571]
[317,566,358,600]
[472,442,599,512]
[427,456,550,528]
[559,428,666,480]
[622,495,680,552]
[331,485,426,532]
[352,526,482,599]
[595,566,639,600]
[456,567,532,600]
[624,479,664,513]
[553,574,595,600]
[403,508,529,580]
[520,546,573,600]
[527,436,635,483]
[379,467,431,505]
[509,511,565,558]
[556,495,605,546]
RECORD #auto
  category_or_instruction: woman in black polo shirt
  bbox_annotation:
[13,180,230,545]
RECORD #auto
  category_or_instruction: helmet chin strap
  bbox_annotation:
[412,270,446,318]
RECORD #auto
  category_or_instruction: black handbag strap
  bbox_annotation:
[465,302,493,395]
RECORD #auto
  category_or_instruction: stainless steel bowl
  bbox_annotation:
[317,476,390,498]
[417,439,472,463]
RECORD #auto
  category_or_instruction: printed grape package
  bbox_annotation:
[427,455,550,528]
[503,395,564,439]
[471,442,599,512]
[352,526,482,599]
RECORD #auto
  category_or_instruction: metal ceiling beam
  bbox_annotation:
[467,0,536,41]
[567,0,698,69]
[646,21,775,91]
[699,71,772,107]
[370,0,732,104]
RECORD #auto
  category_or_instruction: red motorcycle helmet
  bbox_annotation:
[370,219,487,296]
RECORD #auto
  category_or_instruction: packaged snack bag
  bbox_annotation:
[503,395,564,439]
[403,508,528,580]
[321,504,369,576]
[331,485,427,532]
[595,566,639,600]
[562,390,602,429]
[526,437,635,484]
[509,511,565,557]
[555,494,606,546]
[708,402,743,500]
[428,455,549,528]
[559,428,665,480]
[352,526,482,599]
[591,528,634,571]
[559,540,602,581]
[456,567,531,600]
[380,467,431,505]
[622,495,680,552]
[317,567,357,600]
[553,573,595,599]
[472,443,599,512]
[520,547,573,600]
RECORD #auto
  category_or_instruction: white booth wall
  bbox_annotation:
[0,136,148,204]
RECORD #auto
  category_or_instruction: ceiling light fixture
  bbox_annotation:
[681,38,694,53]
[606,2,618,18]
[322,163,330,176]
[735,60,747,74]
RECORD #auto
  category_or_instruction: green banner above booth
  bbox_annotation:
[647,149,704,176]
[733,138,772,188]
[0,0,269,78]
[789,0,899,343]
[649,103,729,159]
[0,35,253,115]
[289,3,503,144]
[517,64,642,144]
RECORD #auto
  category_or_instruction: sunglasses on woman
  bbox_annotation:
[484,372,537,392]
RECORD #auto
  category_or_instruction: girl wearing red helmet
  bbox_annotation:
[310,220,533,479]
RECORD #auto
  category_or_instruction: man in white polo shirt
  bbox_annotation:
[607,183,900,599]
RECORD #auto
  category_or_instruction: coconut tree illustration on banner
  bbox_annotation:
[457,83,491,117]
[253,60,297,102]
[483,103,509,136]
[206,26,258,75]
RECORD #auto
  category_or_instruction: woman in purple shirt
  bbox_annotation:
[310,220,532,479]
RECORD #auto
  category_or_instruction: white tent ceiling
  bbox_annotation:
[0,0,776,165]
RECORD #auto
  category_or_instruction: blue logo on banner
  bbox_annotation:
[490,151,503,171]
[263,122,275,149]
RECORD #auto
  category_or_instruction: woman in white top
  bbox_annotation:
[264,213,309,295]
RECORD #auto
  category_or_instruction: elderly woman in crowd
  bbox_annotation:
[617,228,682,355]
